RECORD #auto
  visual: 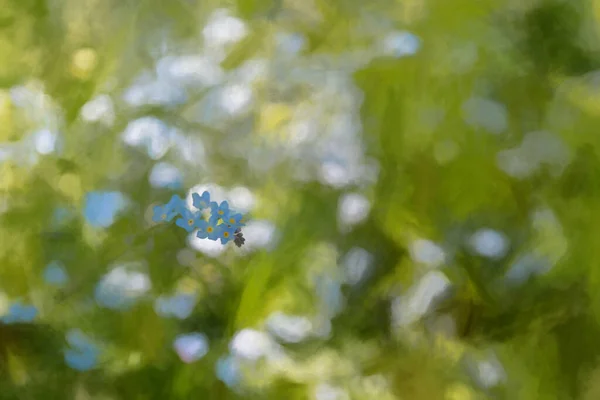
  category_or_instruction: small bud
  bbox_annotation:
[234,228,245,248]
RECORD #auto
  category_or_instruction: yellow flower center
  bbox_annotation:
[223,232,230,238]
[188,219,194,226]
[207,227,213,233]
[161,214,167,220]
[218,210,224,215]
[229,218,235,224]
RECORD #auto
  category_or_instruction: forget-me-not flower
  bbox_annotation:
[176,208,203,232]
[147,190,247,246]
[192,191,211,210]
[152,204,177,223]
[218,224,236,245]
[210,200,230,221]
[224,213,245,229]
[196,219,221,241]
[165,194,186,214]
[153,194,186,223]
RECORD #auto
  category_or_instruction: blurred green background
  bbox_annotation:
[2,0,600,398]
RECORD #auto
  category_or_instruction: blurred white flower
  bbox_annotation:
[392,271,451,327]
[188,233,225,258]
[320,162,353,188]
[477,360,505,387]
[220,84,253,115]
[156,55,224,87]
[497,131,571,179]
[381,31,421,57]
[122,74,187,107]
[462,97,508,134]
[234,59,269,84]
[149,162,182,189]
[121,117,173,160]
[186,183,228,209]
[466,353,506,389]
[342,247,373,285]
[338,193,370,228]
[81,94,115,126]
[203,9,248,48]
[468,229,509,259]
[409,239,446,268]
[496,148,537,179]
[276,32,305,56]
[10,82,62,131]
[228,186,256,213]
[266,312,313,343]
[288,119,317,146]
[315,383,349,400]
[32,129,58,155]
[174,333,209,363]
[240,221,277,252]
[230,329,280,361]
[95,264,151,310]
[170,132,206,166]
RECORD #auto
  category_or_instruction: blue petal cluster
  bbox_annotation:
[1,301,37,324]
[152,192,247,246]
[63,329,100,371]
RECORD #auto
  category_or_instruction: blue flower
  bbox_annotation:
[84,191,128,228]
[64,329,99,371]
[165,194,186,215]
[175,208,203,232]
[152,204,177,223]
[43,261,69,286]
[173,332,209,363]
[218,224,237,245]
[169,294,198,319]
[154,293,197,320]
[192,191,211,210]
[64,347,98,371]
[210,201,230,221]
[216,355,240,387]
[224,213,246,229]
[196,219,221,241]
[2,302,37,324]
[153,195,185,223]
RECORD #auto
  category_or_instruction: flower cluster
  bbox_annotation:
[152,191,246,247]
